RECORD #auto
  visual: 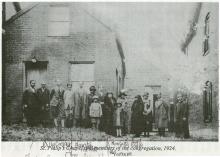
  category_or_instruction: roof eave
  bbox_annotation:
[5,4,39,26]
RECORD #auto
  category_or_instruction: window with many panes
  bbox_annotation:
[48,6,70,36]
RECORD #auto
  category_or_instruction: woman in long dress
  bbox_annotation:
[103,92,116,135]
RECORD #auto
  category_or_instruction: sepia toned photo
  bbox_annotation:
[1,2,219,143]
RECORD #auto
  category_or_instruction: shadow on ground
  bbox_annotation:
[2,124,218,141]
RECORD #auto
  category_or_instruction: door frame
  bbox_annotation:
[145,85,161,122]
[23,61,48,90]
[68,61,95,91]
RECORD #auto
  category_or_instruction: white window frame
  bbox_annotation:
[48,6,70,37]
[69,61,95,82]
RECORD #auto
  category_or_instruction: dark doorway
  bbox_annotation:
[25,62,48,89]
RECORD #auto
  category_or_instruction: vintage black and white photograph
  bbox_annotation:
[1,2,219,142]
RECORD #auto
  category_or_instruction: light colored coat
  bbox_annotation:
[73,88,88,119]
[155,99,168,129]
[89,102,103,118]
[64,90,74,109]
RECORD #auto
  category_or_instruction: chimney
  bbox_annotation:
[13,2,21,12]
[2,2,6,27]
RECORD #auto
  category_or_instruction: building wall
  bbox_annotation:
[125,58,173,102]
[123,3,218,129]
[182,3,219,127]
[4,3,124,123]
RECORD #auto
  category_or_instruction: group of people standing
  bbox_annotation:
[23,80,190,139]
[22,80,129,137]
[130,92,190,139]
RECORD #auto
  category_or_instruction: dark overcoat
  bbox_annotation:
[174,101,190,138]
[37,88,50,109]
[37,88,50,121]
[131,100,144,134]
[103,97,116,134]
[22,88,39,125]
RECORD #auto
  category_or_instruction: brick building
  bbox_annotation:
[3,3,126,123]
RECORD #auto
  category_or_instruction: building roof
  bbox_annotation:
[5,2,126,76]
[5,3,39,25]
[5,3,112,32]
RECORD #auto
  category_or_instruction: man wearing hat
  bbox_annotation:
[88,86,96,98]
[86,86,97,126]
[117,89,129,135]
[37,81,50,127]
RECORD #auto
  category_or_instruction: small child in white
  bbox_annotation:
[113,102,123,137]
[89,95,103,129]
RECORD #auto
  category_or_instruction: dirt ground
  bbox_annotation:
[2,124,218,141]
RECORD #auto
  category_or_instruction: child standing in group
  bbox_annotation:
[89,95,103,129]
[113,102,124,137]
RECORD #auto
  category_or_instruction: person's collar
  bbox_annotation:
[30,86,35,92]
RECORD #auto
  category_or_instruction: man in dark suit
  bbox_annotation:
[22,80,39,127]
[174,93,190,139]
[37,81,50,127]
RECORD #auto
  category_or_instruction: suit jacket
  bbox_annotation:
[37,88,50,108]
[174,101,188,122]
[22,87,39,109]
[50,88,64,107]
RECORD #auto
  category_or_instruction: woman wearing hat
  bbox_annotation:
[131,95,144,137]
[103,92,116,135]
[89,95,103,130]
